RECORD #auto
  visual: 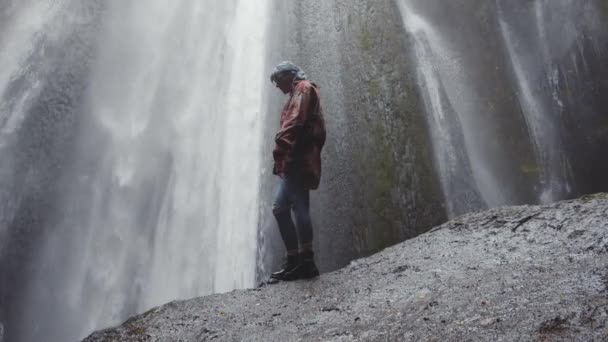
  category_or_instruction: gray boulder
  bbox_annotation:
[84,193,608,341]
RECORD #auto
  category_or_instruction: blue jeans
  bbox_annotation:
[272,175,313,253]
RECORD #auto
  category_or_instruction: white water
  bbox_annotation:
[7,1,270,341]
[0,1,66,252]
[397,0,588,212]
[496,0,573,203]
[397,2,502,217]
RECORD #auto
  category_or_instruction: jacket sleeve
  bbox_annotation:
[273,85,312,161]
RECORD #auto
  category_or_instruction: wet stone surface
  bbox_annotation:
[85,193,608,341]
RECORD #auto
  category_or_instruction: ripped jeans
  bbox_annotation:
[272,174,313,254]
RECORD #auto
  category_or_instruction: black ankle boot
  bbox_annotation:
[271,255,299,280]
[283,252,319,281]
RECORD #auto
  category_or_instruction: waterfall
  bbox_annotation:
[397,0,605,213]
[2,0,607,340]
[0,0,68,258]
[1,1,270,341]
[496,0,578,203]
[396,1,494,217]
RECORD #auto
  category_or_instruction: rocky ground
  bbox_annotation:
[85,193,608,341]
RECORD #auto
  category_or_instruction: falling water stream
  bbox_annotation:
[397,0,604,216]
[1,1,270,341]
[396,2,488,217]
[496,0,577,203]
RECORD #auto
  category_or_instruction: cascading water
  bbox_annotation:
[496,0,579,203]
[1,1,270,341]
[0,0,72,259]
[397,0,606,215]
[399,1,486,216]
[396,1,500,217]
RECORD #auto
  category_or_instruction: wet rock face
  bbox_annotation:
[259,0,446,278]
[86,193,608,341]
[323,0,446,258]
[260,0,608,278]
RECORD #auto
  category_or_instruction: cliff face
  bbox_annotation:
[86,193,608,341]
[258,0,608,277]
[259,0,446,278]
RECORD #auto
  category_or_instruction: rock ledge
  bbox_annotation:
[85,194,608,341]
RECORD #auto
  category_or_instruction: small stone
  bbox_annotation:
[480,317,496,326]
[324,328,339,335]
[392,265,410,273]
